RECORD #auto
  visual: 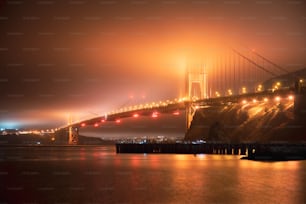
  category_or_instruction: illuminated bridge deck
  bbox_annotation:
[62,88,298,129]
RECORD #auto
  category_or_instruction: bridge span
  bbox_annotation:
[56,86,304,144]
[53,47,306,144]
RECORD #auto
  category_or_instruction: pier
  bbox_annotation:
[116,142,306,160]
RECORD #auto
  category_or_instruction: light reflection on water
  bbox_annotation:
[0,146,305,203]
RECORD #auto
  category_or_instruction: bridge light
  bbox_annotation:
[257,84,263,92]
[133,113,139,118]
[152,112,158,118]
[81,123,86,127]
[227,89,232,96]
[173,111,180,116]
[274,82,281,90]
[215,91,220,97]
[288,95,294,100]
[275,96,281,102]
[242,87,247,94]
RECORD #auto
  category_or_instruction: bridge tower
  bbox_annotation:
[68,116,79,145]
[185,65,207,129]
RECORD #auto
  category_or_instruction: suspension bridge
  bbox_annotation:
[54,47,306,144]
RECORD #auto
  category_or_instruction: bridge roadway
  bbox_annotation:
[60,88,296,130]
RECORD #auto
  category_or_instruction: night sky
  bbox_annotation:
[0,0,305,133]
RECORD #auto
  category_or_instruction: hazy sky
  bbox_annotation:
[0,0,305,130]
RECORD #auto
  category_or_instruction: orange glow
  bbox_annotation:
[80,123,86,127]
[264,98,268,102]
[242,100,247,104]
[1,1,305,130]
[115,119,121,123]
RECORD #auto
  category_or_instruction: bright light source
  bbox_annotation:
[227,89,232,95]
[242,87,247,94]
[253,99,257,103]
[173,111,180,116]
[115,119,121,123]
[152,112,158,118]
[300,79,303,83]
[94,123,99,127]
[81,123,86,127]
[288,95,294,100]
[275,96,281,102]
[242,100,247,104]
[101,119,105,123]
[133,113,139,118]
[257,84,263,92]
[264,98,268,102]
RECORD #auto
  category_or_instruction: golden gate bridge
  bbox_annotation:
[53,47,306,144]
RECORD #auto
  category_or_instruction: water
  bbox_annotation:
[0,146,305,203]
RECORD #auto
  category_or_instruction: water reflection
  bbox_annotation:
[0,146,305,203]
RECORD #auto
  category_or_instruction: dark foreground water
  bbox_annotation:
[0,146,305,204]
